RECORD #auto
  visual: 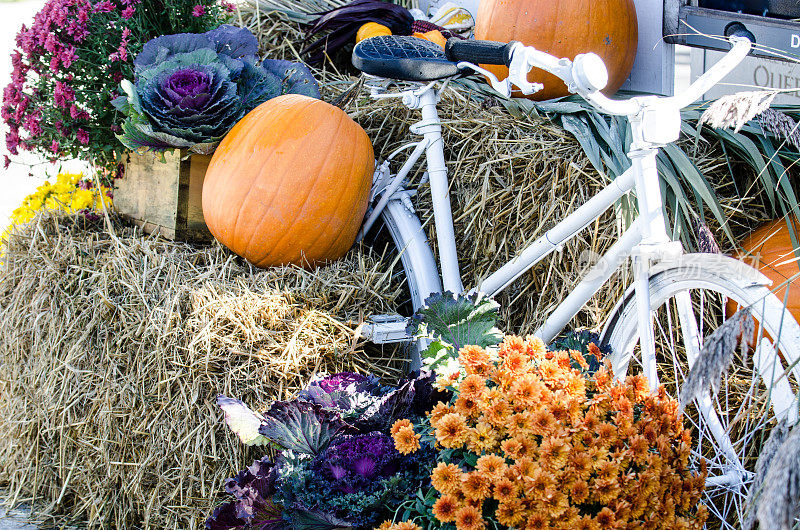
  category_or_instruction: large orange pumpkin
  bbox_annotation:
[726,218,800,342]
[475,0,638,100]
[202,94,374,268]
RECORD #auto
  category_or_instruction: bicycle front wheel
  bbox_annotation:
[601,253,800,529]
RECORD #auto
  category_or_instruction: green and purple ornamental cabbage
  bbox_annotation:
[208,371,446,530]
[113,25,319,155]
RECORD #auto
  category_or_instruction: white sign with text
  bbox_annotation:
[691,48,800,104]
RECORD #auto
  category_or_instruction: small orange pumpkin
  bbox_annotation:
[726,218,800,342]
[202,94,374,268]
[474,0,638,100]
[356,22,392,43]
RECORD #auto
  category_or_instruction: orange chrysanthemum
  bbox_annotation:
[595,507,616,527]
[454,505,485,530]
[569,479,590,504]
[524,511,548,530]
[501,348,530,375]
[455,395,481,418]
[393,425,421,455]
[626,374,650,401]
[431,462,463,494]
[524,466,553,498]
[530,408,557,435]
[538,358,561,382]
[510,374,541,406]
[377,520,393,530]
[565,374,588,398]
[390,418,412,436]
[512,456,535,479]
[568,452,593,480]
[393,522,421,530]
[458,374,487,399]
[476,454,506,480]
[570,349,590,370]
[594,366,613,390]
[432,494,459,523]
[485,399,510,426]
[543,490,569,517]
[551,349,572,369]
[462,471,492,500]
[435,413,469,449]
[500,437,524,460]
[499,335,526,357]
[468,421,498,453]
[459,345,491,368]
[420,335,706,529]
[429,402,454,427]
[595,458,620,481]
[582,411,600,432]
[526,336,547,358]
[495,498,525,526]
[492,476,518,502]
[592,477,622,504]
[596,422,618,444]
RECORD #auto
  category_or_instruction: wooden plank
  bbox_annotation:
[116,150,212,242]
[183,154,212,242]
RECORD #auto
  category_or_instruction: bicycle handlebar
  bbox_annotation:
[500,30,755,117]
[445,39,517,66]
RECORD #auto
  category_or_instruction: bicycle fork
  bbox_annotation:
[628,134,681,392]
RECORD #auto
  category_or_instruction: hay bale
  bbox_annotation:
[0,213,405,528]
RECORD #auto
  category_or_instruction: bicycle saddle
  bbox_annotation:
[352,35,461,81]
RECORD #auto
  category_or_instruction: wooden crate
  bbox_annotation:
[115,149,213,242]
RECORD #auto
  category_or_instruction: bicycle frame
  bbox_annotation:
[370,81,677,358]
[363,35,754,392]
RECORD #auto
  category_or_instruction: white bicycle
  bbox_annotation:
[352,22,800,529]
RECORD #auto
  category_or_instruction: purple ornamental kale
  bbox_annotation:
[311,433,400,494]
[314,372,378,394]
[258,399,352,455]
[206,456,285,530]
[159,68,213,111]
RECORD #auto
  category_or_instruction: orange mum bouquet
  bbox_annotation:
[379,295,708,529]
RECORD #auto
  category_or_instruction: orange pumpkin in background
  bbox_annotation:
[726,218,800,342]
[202,94,374,268]
[474,0,639,100]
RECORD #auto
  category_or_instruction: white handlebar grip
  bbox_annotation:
[572,53,608,92]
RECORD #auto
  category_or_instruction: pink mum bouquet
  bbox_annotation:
[2,0,232,174]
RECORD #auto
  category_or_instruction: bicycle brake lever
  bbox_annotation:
[456,62,512,97]
[508,55,544,96]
